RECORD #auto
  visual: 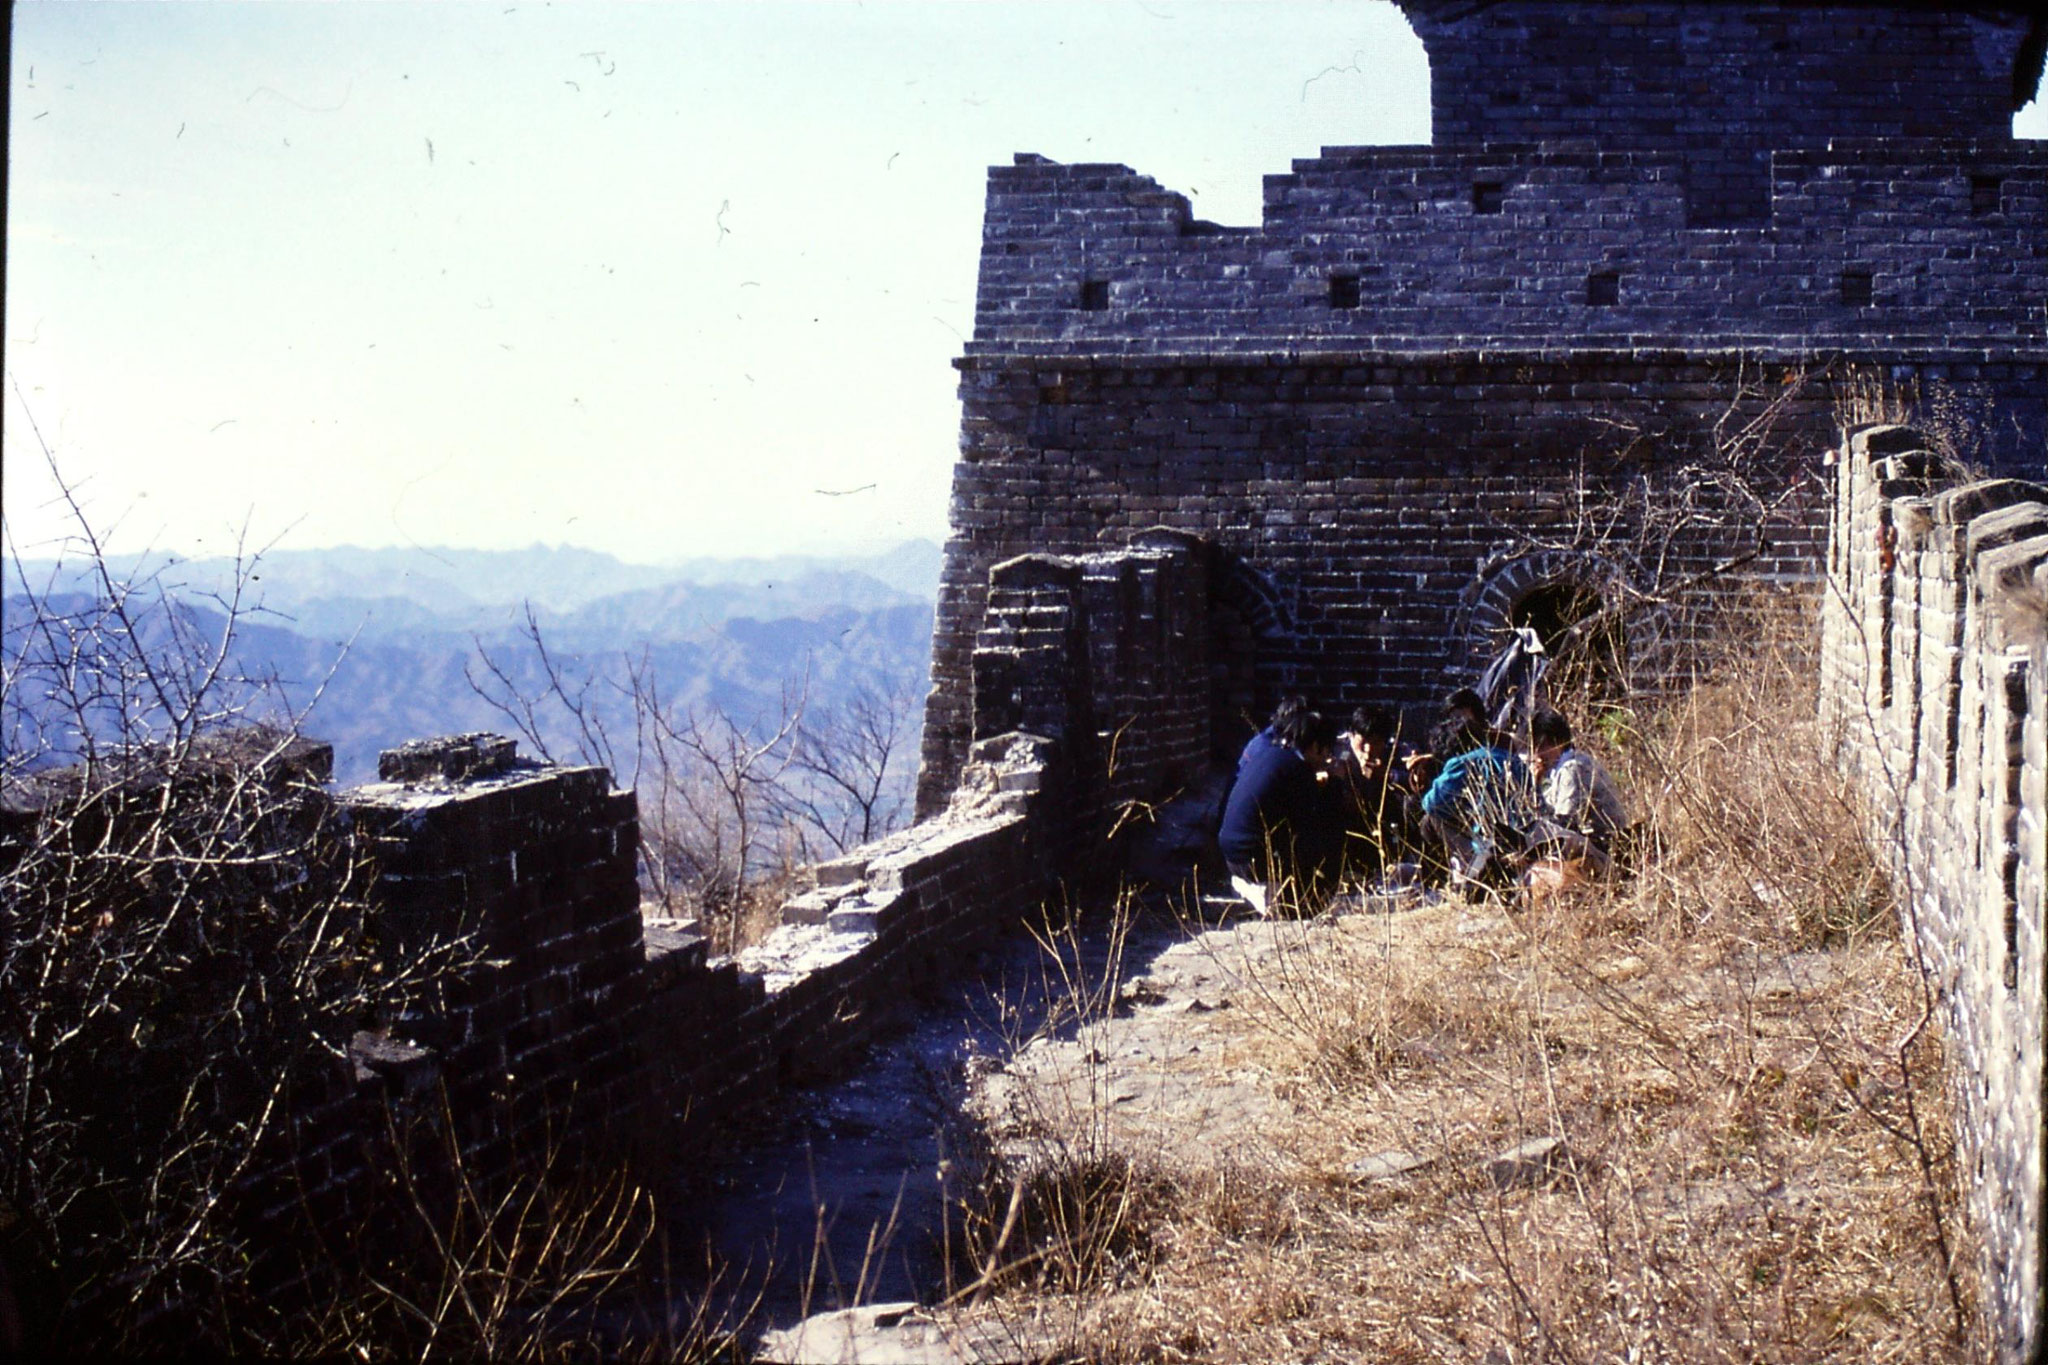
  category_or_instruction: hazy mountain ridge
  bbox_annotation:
[6,539,944,624]
[5,542,939,785]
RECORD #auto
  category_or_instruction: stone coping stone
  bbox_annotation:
[1937,478,2048,529]
[643,921,708,974]
[1967,502,2048,559]
[1850,424,1932,461]
[733,922,879,998]
[344,762,614,812]
[754,1303,1049,1365]
[377,732,519,783]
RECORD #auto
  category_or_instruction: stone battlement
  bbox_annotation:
[1822,422,2048,1363]
[1397,1,2044,225]
[970,141,2048,354]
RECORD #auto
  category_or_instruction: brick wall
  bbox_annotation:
[969,147,2048,352]
[1820,423,2048,1363]
[0,723,1069,1329]
[920,2,2048,815]
[10,535,1206,1331]
[329,729,1070,1184]
[1395,2,2042,225]
[967,538,1212,849]
[917,350,1875,814]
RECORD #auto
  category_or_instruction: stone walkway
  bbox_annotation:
[668,905,1186,1350]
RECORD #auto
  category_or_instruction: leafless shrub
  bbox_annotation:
[1476,360,1837,718]
[776,676,919,857]
[0,457,473,1350]
[1834,367,1998,479]
[303,1093,748,1363]
[468,620,920,953]
[0,446,722,1357]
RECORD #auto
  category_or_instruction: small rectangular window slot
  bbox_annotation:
[1586,272,1620,307]
[1329,274,1361,309]
[1972,175,2003,216]
[1841,268,1874,307]
[1078,279,1110,311]
[1472,181,1505,214]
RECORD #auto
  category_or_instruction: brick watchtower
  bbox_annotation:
[916,2,2048,816]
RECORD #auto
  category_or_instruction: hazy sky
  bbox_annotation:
[5,0,1434,564]
[8,3,2045,566]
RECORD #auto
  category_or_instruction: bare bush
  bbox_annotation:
[303,1097,696,1362]
[1485,361,1828,711]
[0,452,708,1357]
[0,470,471,1349]
[777,676,919,858]
[468,619,920,952]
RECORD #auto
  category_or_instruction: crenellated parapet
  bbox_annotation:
[1821,422,2048,1363]
[970,144,2048,354]
[1394,1,2045,225]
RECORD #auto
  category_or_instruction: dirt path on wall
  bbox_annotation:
[661,904,1194,1340]
[652,854,1974,1364]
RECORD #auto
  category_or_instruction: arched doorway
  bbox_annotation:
[1459,551,1637,711]
[1508,579,1628,702]
[1207,553,1299,762]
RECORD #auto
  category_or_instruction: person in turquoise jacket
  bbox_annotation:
[1419,715,1536,884]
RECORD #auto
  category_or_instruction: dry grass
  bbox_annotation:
[958,593,1979,1363]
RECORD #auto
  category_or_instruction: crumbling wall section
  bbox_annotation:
[111,540,1196,1302]
[0,708,1080,1325]
[1820,422,2048,1364]
[964,538,1212,848]
[329,729,1065,1184]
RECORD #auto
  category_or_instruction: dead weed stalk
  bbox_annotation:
[958,592,1977,1362]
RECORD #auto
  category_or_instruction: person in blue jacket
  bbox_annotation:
[1218,707,1345,913]
[1231,695,1307,779]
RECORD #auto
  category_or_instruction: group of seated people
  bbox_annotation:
[1216,688,1629,914]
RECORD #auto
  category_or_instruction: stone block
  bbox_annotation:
[377,733,521,784]
[782,889,836,926]
[1969,504,2048,561]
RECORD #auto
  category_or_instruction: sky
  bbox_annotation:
[5,0,1435,565]
[8,3,2047,567]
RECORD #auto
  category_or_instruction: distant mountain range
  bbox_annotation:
[5,541,942,787]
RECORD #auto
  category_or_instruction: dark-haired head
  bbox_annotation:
[1269,695,1310,730]
[1278,708,1338,755]
[1445,687,1485,719]
[1531,708,1572,750]
[1349,706,1399,743]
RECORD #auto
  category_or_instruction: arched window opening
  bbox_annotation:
[1510,581,1627,701]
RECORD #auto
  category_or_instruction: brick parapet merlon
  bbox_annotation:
[1391,3,2041,231]
[968,140,2048,354]
[1820,422,2048,1364]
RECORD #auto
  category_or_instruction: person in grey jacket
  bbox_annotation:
[1528,708,1629,874]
